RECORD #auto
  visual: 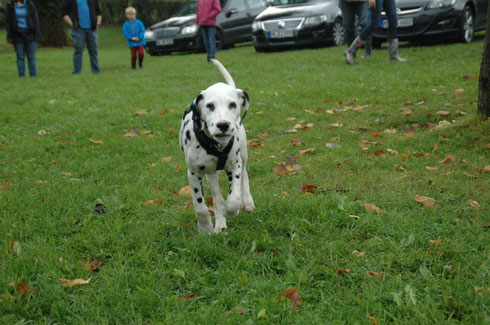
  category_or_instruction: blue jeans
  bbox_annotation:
[14,40,37,77]
[200,26,216,58]
[339,0,368,46]
[360,0,398,40]
[70,28,100,74]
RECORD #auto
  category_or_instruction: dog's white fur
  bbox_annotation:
[179,59,254,234]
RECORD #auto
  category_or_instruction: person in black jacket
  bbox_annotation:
[5,0,40,77]
[61,0,102,74]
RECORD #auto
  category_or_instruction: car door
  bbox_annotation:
[242,0,267,40]
[218,0,250,44]
[474,0,488,27]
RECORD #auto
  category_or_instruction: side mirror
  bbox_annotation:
[226,8,239,17]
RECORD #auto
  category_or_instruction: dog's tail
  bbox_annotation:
[210,59,236,88]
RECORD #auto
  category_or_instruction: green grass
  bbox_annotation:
[0,27,489,323]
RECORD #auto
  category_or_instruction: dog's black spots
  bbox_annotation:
[236,160,239,164]
[197,197,203,203]
[229,189,232,194]
[191,172,195,175]
[185,140,188,145]
[183,120,190,127]
[211,123,214,127]
[198,177,202,180]
[196,145,200,149]
[228,176,233,182]
[231,128,235,132]
[199,166,205,170]
[194,188,199,193]
[180,145,184,152]
[206,103,215,111]
[237,137,239,142]
[186,130,191,141]
[235,175,240,179]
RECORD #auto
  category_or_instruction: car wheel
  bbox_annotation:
[459,6,474,43]
[332,19,344,46]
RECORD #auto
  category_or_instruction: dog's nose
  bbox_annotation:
[217,121,230,133]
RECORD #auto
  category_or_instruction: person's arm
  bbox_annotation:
[138,21,145,41]
[95,0,102,27]
[209,0,222,17]
[5,4,12,42]
[31,2,41,39]
[96,15,102,28]
[63,15,73,27]
[61,0,73,27]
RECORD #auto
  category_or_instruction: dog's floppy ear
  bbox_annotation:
[238,89,249,125]
[192,92,205,130]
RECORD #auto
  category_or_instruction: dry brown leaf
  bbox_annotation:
[351,250,366,257]
[258,131,269,137]
[454,88,465,95]
[335,268,351,275]
[440,155,456,163]
[141,199,162,207]
[387,149,399,154]
[283,128,298,134]
[89,138,103,144]
[18,283,40,296]
[0,182,11,190]
[275,165,288,176]
[299,148,315,155]
[161,156,172,163]
[368,316,378,325]
[300,184,317,193]
[374,150,386,156]
[384,128,397,134]
[463,172,477,178]
[370,132,383,138]
[279,288,302,308]
[135,109,147,115]
[468,200,483,210]
[414,194,436,208]
[178,185,192,197]
[400,108,413,115]
[429,240,444,246]
[480,165,490,172]
[366,271,380,279]
[291,139,304,146]
[485,144,490,149]
[436,111,450,116]
[364,203,381,214]
[285,117,296,122]
[328,122,343,127]
[124,128,139,137]
[59,278,91,287]
[425,166,438,171]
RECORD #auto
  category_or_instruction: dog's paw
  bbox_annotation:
[198,222,215,235]
[242,198,255,213]
[214,224,227,233]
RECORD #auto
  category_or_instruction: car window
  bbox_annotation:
[227,0,247,11]
[247,0,266,9]
[176,1,197,15]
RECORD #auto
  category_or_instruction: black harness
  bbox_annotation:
[184,103,235,171]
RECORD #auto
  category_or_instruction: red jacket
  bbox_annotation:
[196,0,221,26]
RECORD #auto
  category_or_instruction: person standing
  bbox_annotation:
[196,0,222,62]
[339,0,371,58]
[122,7,146,70]
[5,0,40,77]
[344,0,405,63]
[62,0,102,74]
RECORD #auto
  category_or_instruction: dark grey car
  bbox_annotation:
[145,0,267,55]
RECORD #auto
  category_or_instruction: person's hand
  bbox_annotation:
[369,0,376,8]
[132,37,139,41]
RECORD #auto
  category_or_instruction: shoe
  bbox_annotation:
[138,58,143,69]
[131,61,136,69]
[344,36,363,64]
[388,39,406,61]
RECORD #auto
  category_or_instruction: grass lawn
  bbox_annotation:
[0,27,489,323]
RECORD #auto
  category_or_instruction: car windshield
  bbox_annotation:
[271,0,325,5]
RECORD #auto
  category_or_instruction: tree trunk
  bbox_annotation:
[478,0,490,117]
[36,1,68,47]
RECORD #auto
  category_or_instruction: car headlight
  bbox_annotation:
[181,24,198,35]
[304,15,328,27]
[427,0,456,9]
[144,30,154,39]
[252,21,262,32]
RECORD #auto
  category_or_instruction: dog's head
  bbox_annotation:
[193,82,249,144]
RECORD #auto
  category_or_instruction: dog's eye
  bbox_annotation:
[229,102,237,109]
[206,103,215,111]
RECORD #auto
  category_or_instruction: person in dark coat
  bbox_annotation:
[5,0,40,77]
[61,0,102,74]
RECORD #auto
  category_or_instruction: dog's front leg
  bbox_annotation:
[225,164,242,218]
[188,170,214,235]
[206,172,227,232]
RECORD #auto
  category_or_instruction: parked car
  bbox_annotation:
[251,0,344,52]
[145,0,267,55]
[372,0,488,46]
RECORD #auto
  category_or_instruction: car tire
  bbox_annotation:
[332,18,345,46]
[459,6,474,43]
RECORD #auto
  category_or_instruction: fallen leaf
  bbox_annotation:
[368,316,378,325]
[468,200,483,210]
[135,109,147,115]
[395,165,405,171]
[364,203,381,214]
[366,271,380,279]
[291,139,304,146]
[463,172,477,179]
[370,132,383,138]
[275,165,288,176]
[414,194,436,208]
[160,156,172,163]
[299,148,315,155]
[184,291,199,300]
[38,129,48,136]
[400,108,413,115]
[425,166,438,171]
[89,138,103,144]
[387,149,399,154]
[283,128,298,134]
[440,155,455,163]
[300,184,317,193]
[436,111,450,116]
[383,129,397,134]
[279,288,302,308]
[485,144,490,149]
[349,215,360,219]
[247,139,265,146]
[480,165,490,172]
[81,257,102,272]
[259,131,269,137]
[293,123,303,129]
[374,150,386,156]
[0,182,11,190]
[335,268,351,275]
[35,180,47,184]
[285,117,296,122]
[455,110,467,116]
[429,240,444,246]
[178,185,192,197]
[454,88,465,95]
[423,122,436,130]
[351,250,365,257]
[142,199,162,207]
[124,128,139,137]
[61,171,73,176]
[59,278,91,287]
[18,283,40,296]
[328,123,343,127]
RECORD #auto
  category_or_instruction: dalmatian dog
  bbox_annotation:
[179,59,255,234]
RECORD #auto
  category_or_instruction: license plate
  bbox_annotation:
[380,17,413,28]
[268,30,294,39]
[156,38,174,46]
